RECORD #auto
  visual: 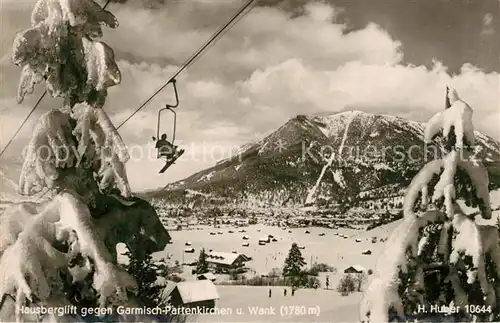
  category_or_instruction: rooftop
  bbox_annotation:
[206,251,249,266]
[344,265,366,273]
[197,272,217,281]
[172,280,219,304]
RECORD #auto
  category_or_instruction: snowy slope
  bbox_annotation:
[0,166,48,205]
[0,168,20,203]
[305,111,360,205]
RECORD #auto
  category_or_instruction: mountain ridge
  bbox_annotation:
[142,110,500,214]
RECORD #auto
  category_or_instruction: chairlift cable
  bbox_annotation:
[0,91,46,159]
[115,0,257,130]
[0,0,113,160]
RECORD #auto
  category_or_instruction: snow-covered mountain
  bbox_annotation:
[143,111,500,211]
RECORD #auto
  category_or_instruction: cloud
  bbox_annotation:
[0,1,498,192]
[104,2,402,78]
[0,0,36,59]
[240,59,499,138]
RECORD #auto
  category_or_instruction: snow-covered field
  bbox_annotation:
[194,285,361,322]
[148,223,402,323]
[1,189,498,323]
[152,223,396,279]
[148,219,409,323]
[147,189,500,323]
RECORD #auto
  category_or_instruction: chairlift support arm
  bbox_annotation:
[156,80,179,141]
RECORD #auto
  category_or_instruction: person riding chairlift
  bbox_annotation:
[155,133,176,160]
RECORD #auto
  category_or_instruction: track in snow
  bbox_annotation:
[305,111,359,204]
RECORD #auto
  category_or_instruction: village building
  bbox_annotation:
[197,272,217,282]
[169,280,219,309]
[344,265,366,274]
[258,236,270,243]
[205,251,250,273]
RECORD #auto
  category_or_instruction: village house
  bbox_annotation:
[169,280,219,309]
[206,251,250,273]
[258,236,270,244]
[344,265,366,274]
[197,272,217,282]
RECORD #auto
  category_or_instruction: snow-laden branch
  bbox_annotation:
[18,109,78,195]
[18,104,131,197]
[402,150,491,221]
[13,0,120,104]
[12,22,61,103]
[449,204,499,309]
[57,193,137,306]
[361,202,499,322]
[31,0,118,37]
[359,210,446,323]
[403,159,443,218]
[0,192,170,321]
[13,26,120,104]
[72,103,131,196]
[82,38,121,93]
[424,86,475,149]
[1,0,171,321]
[72,104,128,163]
[0,193,145,322]
[456,151,491,219]
[361,87,497,322]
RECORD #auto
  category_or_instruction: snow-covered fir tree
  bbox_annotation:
[359,86,500,322]
[283,243,307,290]
[195,248,209,274]
[0,1,170,322]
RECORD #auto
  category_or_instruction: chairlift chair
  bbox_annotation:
[153,79,185,173]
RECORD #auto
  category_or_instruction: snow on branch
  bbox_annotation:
[424,86,475,149]
[362,198,497,322]
[18,109,78,195]
[361,86,497,322]
[13,0,120,104]
[57,193,137,306]
[432,151,458,217]
[12,22,62,103]
[82,38,121,92]
[359,210,446,323]
[456,151,491,219]
[18,104,131,197]
[31,0,118,37]
[72,103,131,196]
[449,203,499,309]
[402,150,491,220]
[403,159,443,218]
[72,104,128,161]
[0,193,138,321]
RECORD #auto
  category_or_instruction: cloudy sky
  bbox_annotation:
[0,0,499,192]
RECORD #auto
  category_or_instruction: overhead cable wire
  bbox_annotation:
[0,0,113,159]
[115,0,257,130]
